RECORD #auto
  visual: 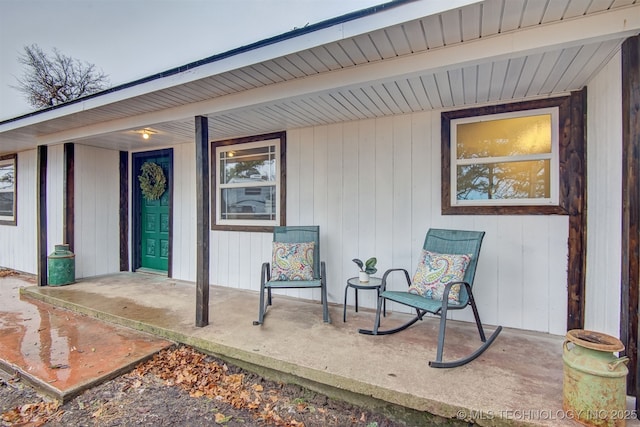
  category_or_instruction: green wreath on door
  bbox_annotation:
[138,162,166,200]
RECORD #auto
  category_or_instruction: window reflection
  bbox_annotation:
[215,137,281,227]
[452,111,556,205]
[0,158,15,220]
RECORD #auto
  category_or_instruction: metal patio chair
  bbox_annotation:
[359,228,501,368]
[253,225,330,325]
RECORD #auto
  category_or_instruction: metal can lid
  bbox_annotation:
[566,329,624,352]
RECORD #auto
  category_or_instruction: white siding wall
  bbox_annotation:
[584,51,623,337]
[4,63,623,336]
[171,144,197,282]
[208,112,569,334]
[74,145,119,278]
[46,145,64,254]
[0,149,37,273]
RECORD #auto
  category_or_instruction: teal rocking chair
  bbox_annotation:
[253,226,330,325]
[359,228,501,368]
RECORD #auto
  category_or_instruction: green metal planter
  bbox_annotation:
[47,244,75,286]
[563,329,629,427]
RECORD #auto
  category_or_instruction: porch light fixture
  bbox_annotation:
[133,128,157,140]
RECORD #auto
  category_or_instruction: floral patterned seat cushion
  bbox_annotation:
[408,250,471,304]
[270,241,315,281]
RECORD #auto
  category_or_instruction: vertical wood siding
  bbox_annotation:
[74,145,119,278]
[171,143,197,281]
[208,111,570,334]
[585,51,623,337]
[0,150,37,273]
[5,71,622,336]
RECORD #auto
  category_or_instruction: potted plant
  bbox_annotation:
[352,257,377,282]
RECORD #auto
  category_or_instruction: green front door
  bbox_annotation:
[139,155,170,272]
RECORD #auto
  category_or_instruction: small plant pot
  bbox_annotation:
[359,271,370,283]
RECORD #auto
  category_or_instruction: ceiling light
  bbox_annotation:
[142,131,150,140]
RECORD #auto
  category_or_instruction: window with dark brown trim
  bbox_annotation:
[211,132,286,232]
[442,97,573,215]
[0,153,17,226]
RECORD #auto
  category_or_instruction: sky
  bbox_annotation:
[0,0,383,121]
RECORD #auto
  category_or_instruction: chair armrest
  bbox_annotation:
[381,268,411,292]
[442,280,470,306]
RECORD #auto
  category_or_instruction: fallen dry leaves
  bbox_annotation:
[1,400,62,426]
[131,346,306,426]
[0,269,18,278]
[2,345,381,426]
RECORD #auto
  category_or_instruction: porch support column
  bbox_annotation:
[621,34,640,402]
[195,116,210,327]
[566,88,587,331]
[37,145,48,286]
[63,143,74,252]
[119,151,129,271]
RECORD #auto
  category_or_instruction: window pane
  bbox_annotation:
[0,193,14,217]
[457,160,550,200]
[457,114,552,159]
[220,186,276,220]
[0,163,14,191]
[220,145,276,184]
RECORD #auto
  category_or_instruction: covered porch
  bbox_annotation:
[17,271,586,427]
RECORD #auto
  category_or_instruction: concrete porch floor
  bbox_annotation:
[4,272,638,426]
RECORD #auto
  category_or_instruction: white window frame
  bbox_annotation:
[450,107,560,207]
[215,138,281,227]
[0,154,16,225]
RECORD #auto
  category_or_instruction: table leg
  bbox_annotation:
[343,285,349,322]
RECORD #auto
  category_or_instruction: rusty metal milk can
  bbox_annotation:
[563,329,629,427]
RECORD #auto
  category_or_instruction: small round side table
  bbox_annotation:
[343,276,386,322]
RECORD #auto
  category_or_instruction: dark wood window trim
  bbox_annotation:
[211,131,286,232]
[442,92,587,332]
[441,96,575,215]
[0,153,18,226]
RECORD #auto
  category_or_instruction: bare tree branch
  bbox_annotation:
[13,44,110,109]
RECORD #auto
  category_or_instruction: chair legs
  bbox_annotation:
[429,286,502,368]
[359,287,502,368]
[255,262,330,325]
[253,283,269,326]
[253,263,272,326]
[321,283,330,323]
[321,262,330,323]
[358,297,423,335]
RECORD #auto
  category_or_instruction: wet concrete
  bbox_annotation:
[0,275,172,402]
[4,272,639,426]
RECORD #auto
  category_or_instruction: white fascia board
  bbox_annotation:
[0,0,480,133]
[339,0,482,38]
[33,3,640,145]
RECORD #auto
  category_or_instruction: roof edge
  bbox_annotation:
[0,0,415,126]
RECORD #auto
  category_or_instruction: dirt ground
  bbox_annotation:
[1,345,408,427]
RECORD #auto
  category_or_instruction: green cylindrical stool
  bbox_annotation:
[563,329,629,427]
[47,244,75,286]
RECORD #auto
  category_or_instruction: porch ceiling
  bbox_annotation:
[0,0,638,154]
